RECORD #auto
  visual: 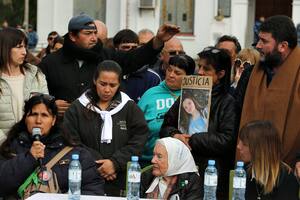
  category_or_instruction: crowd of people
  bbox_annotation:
[0,13,299,200]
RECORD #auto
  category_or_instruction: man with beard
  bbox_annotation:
[39,14,179,117]
[235,15,300,169]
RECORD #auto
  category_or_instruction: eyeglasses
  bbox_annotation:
[29,92,55,102]
[48,36,57,41]
[234,58,253,69]
[168,50,185,56]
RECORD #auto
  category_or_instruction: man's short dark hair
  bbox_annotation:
[216,35,241,53]
[260,15,297,49]
[113,29,139,47]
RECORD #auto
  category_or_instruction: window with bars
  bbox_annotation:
[218,0,231,17]
[160,0,194,34]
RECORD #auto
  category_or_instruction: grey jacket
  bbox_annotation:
[0,63,48,143]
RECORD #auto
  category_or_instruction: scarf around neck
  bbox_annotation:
[78,91,131,143]
[63,34,103,61]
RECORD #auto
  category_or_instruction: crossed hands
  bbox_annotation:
[96,159,117,181]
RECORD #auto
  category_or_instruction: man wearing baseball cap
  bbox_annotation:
[39,14,179,117]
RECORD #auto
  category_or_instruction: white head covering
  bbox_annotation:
[146,137,198,194]
[78,91,131,143]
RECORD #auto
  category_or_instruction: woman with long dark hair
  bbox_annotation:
[0,94,104,199]
[160,47,237,199]
[63,60,149,196]
[238,120,299,199]
[0,27,48,144]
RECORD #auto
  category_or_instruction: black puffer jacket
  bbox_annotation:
[160,84,237,199]
[63,92,149,196]
[245,164,299,200]
[0,131,104,199]
[141,170,203,200]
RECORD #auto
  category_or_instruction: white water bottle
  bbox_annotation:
[204,160,218,200]
[68,154,81,200]
[232,161,246,200]
[127,156,141,200]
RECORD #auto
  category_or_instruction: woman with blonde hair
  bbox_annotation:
[237,120,299,200]
[231,48,260,88]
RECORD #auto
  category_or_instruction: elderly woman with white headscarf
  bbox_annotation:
[141,137,203,199]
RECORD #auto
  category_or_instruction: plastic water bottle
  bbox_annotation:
[127,156,141,200]
[232,161,246,200]
[204,160,218,200]
[68,154,82,200]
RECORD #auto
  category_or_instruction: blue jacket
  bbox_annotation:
[138,81,181,163]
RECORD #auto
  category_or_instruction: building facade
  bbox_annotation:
[37,0,300,58]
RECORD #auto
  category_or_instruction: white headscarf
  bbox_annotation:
[78,91,131,143]
[146,137,198,194]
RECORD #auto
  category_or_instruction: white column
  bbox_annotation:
[292,0,300,26]
[231,0,249,48]
[37,0,73,47]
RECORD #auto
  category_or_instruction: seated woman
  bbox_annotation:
[160,47,237,199]
[0,94,104,199]
[63,60,149,196]
[141,137,203,199]
[237,120,299,200]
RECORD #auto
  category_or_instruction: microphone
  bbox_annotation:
[32,128,43,167]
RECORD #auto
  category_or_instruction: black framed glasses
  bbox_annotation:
[47,36,57,41]
[168,50,185,56]
[29,92,55,102]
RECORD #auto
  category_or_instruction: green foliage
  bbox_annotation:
[0,0,37,28]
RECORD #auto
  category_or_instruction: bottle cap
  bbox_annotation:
[131,156,139,162]
[72,154,79,160]
[208,160,215,166]
[237,161,244,167]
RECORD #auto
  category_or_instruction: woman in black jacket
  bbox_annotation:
[63,60,149,196]
[160,47,237,199]
[238,120,299,200]
[0,94,104,199]
[141,137,203,199]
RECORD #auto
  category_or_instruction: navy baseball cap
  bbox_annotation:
[68,14,96,31]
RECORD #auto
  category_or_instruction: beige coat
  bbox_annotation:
[0,63,48,144]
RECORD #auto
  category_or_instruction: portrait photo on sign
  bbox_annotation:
[178,76,212,135]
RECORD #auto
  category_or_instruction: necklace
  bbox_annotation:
[166,87,179,100]
[255,182,263,200]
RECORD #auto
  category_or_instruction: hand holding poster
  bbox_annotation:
[178,76,213,135]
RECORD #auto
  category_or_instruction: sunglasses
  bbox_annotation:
[168,50,185,56]
[234,58,253,68]
[202,47,220,54]
[48,36,57,41]
[29,92,55,102]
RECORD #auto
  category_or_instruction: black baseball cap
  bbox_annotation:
[68,14,96,31]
